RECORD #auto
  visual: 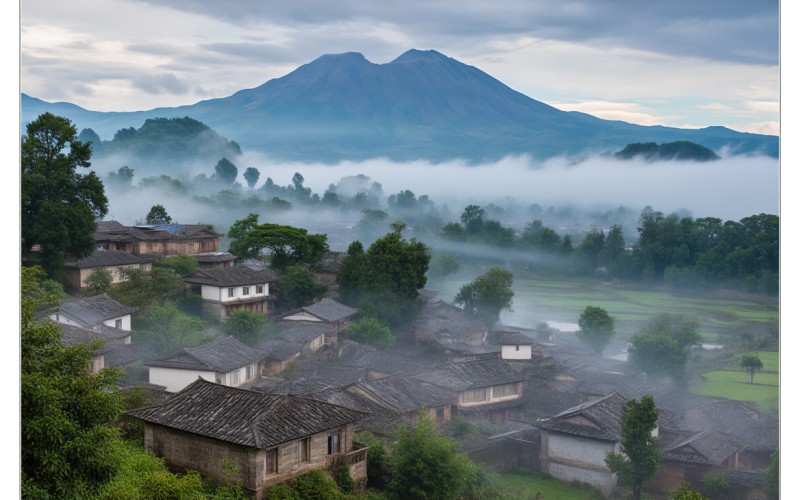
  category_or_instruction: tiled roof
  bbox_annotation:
[276,322,329,344]
[353,374,456,414]
[147,336,263,373]
[309,387,405,436]
[195,252,237,263]
[57,294,139,327]
[661,430,741,466]
[535,392,628,442]
[104,342,151,367]
[258,338,304,361]
[301,298,358,322]
[265,378,336,396]
[414,357,524,391]
[57,322,118,354]
[66,249,152,269]
[181,265,278,287]
[490,331,534,346]
[414,301,487,339]
[126,378,368,448]
[95,220,126,232]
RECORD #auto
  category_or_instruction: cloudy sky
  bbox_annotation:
[19,0,780,135]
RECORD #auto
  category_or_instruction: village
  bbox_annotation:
[36,219,778,499]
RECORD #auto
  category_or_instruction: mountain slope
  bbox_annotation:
[21,49,778,163]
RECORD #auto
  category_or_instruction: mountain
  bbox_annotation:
[21,49,778,163]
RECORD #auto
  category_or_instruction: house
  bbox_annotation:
[346,373,456,427]
[413,356,524,424]
[490,331,534,360]
[195,251,236,268]
[257,338,303,376]
[275,322,330,353]
[414,300,488,348]
[50,293,139,332]
[126,378,369,498]
[57,321,128,374]
[535,392,634,497]
[281,298,358,343]
[63,249,153,290]
[181,265,277,320]
[147,336,264,392]
[94,221,220,257]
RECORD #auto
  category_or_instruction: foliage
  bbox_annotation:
[740,353,764,384]
[669,482,708,500]
[331,458,356,494]
[107,265,184,307]
[615,141,720,162]
[136,302,210,354]
[355,431,391,490]
[347,316,394,347]
[160,254,199,276]
[263,483,302,499]
[701,470,732,499]
[145,204,173,224]
[639,313,702,349]
[236,221,329,271]
[243,166,260,188]
[21,112,109,276]
[290,469,343,500]
[214,157,239,185]
[22,265,69,301]
[227,213,261,260]
[449,416,479,438]
[389,411,482,500]
[453,267,514,326]
[85,267,114,294]
[428,254,460,277]
[106,165,135,188]
[605,395,660,500]
[576,306,615,354]
[220,310,268,346]
[279,265,328,309]
[628,313,700,383]
[337,230,430,327]
[765,450,779,500]
[21,284,125,498]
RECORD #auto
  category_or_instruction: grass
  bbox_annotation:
[691,351,779,413]
[492,473,604,499]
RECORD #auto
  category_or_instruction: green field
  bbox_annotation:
[691,351,779,413]
[493,473,604,499]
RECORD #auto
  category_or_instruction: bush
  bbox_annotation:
[331,458,355,494]
[348,316,394,347]
[449,416,478,437]
[263,483,301,499]
[701,470,732,499]
[221,310,268,346]
[291,470,343,500]
[354,431,391,491]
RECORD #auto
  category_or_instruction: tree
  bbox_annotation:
[701,470,732,499]
[389,411,482,500]
[21,272,124,497]
[628,332,688,382]
[764,450,778,500]
[106,165,134,188]
[243,166,260,188]
[227,213,261,261]
[239,222,329,271]
[213,157,238,185]
[347,316,394,346]
[278,265,327,309]
[160,254,198,276]
[460,204,485,236]
[85,267,113,294]
[577,306,615,354]
[740,353,764,384]
[144,204,172,224]
[639,313,702,350]
[22,112,109,276]
[221,310,269,347]
[354,431,390,490]
[135,303,209,354]
[453,267,514,326]
[670,482,709,500]
[605,395,660,500]
[428,254,460,278]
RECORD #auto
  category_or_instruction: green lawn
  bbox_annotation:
[493,473,604,499]
[691,351,779,413]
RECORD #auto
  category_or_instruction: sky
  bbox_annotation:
[19,0,780,136]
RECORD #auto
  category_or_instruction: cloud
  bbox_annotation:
[548,100,670,126]
[132,73,190,94]
[745,101,779,113]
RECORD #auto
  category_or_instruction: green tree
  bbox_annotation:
[240,223,329,271]
[160,254,199,276]
[453,267,514,326]
[701,470,732,499]
[428,254,460,278]
[145,204,172,224]
[85,267,113,294]
[106,165,134,188]
[227,213,261,261]
[22,112,109,276]
[213,157,238,185]
[108,266,184,307]
[639,313,702,350]
[628,332,688,382]
[389,411,482,500]
[740,353,764,384]
[220,310,269,346]
[354,431,390,490]
[605,395,660,500]
[577,306,615,354]
[670,482,708,500]
[440,222,467,242]
[136,303,209,354]
[21,275,124,497]
[243,166,260,188]
[347,316,394,346]
[278,265,328,309]
[460,204,485,236]
[764,450,779,500]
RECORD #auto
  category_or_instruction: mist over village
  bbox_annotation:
[19,1,781,499]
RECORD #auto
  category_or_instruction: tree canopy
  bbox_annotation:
[213,157,238,185]
[453,267,514,326]
[577,306,615,354]
[243,166,260,188]
[278,265,327,310]
[227,214,329,271]
[145,204,172,224]
[605,395,660,500]
[22,112,108,276]
[627,313,700,384]
[740,353,764,384]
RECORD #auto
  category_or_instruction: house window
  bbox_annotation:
[115,318,123,329]
[265,448,278,475]
[515,345,520,351]
[242,286,250,296]
[328,433,341,454]
[436,407,446,423]
[462,388,487,403]
[298,438,310,462]
[492,383,519,398]
[256,284,264,294]
[228,287,235,298]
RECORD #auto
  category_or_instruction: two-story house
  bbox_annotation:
[281,298,358,344]
[50,293,138,333]
[63,249,153,291]
[94,221,220,257]
[181,265,278,320]
[126,379,369,498]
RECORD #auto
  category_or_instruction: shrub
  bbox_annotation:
[331,458,355,494]
[290,470,342,500]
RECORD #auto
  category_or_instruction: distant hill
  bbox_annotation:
[614,141,721,162]
[21,49,779,163]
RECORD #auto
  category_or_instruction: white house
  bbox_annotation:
[181,265,277,320]
[492,331,534,360]
[147,336,264,392]
[50,293,139,333]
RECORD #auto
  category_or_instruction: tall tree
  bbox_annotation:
[227,213,261,260]
[220,310,269,347]
[278,265,327,309]
[243,166,260,188]
[144,204,172,224]
[577,306,615,354]
[460,204,485,236]
[638,313,702,350]
[240,223,329,271]
[22,112,109,276]
[213,157,238,185]
[740,353,764,384]
[453,267,514,326]
[605,395,660,500]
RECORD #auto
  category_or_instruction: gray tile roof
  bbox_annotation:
[181,265,278,287]
[195,252,236,263]
[57,322,118,354]
[147,336,263,373]
[414,301,487,340]
[353,374,456,414]
[258,339,303,361]
[65,249,152,269]
[490,331,534,346]
[308,387,405,436]
[57,294,139,327]
[104,342,151,367]
[414,357,524,391]
[126,378,368,448]
[276,322,329,344]
[535,392,628,442]
[661,430,741,466]
[300,298,358,322]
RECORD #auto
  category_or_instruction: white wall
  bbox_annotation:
[547,462,617,496]
[283,311,322,322]
[149,366,216,393]
[501,344,532,360]
[548,433,616,467]
[103,314,132,331]
[202,283,269,303]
